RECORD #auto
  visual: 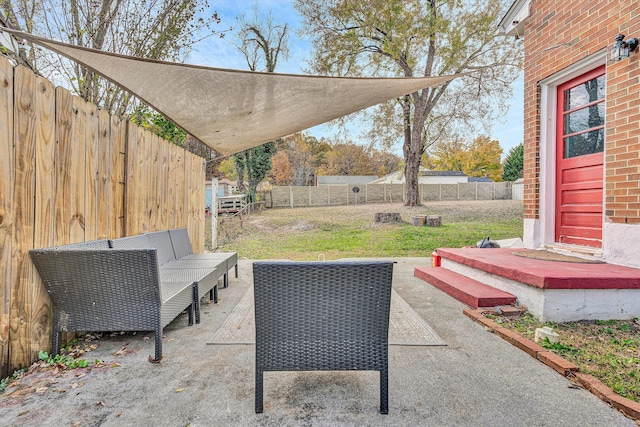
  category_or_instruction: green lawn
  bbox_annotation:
[217,201,523,260]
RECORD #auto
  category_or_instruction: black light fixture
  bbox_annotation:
[610,33,639,61]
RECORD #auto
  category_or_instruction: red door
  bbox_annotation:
[555,66,605,247]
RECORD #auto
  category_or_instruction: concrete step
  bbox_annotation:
[414,266,517,309]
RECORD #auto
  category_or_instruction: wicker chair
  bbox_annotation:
[30,248,193,362]
[253,261,394,414]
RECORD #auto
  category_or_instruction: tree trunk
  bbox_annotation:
[426,215,441,227]
[374,213,401,223]
[402,95,421,206]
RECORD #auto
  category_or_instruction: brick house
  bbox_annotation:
[498,0,640,268]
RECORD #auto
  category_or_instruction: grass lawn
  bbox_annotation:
[216,199,639,404]
[217,200,523,260]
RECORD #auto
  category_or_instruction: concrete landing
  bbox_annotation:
[437,247,640,289]
[414,266,516,308]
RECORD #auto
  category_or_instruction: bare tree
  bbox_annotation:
[1,0,227,115]
[294,0,522,205]
[232,3,288,200]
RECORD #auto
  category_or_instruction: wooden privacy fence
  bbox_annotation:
[266,182,513,208]
[0,57,205,377]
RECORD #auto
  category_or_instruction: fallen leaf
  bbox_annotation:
[142,336,150,341]
[175,388,185,393]
[116,411,122,417]
[110,363,121,368]
[76,373,86,379]
[167,338,175,342]
[115,347,127,356]
[70,383,79,389]
[18,411,28,416]
[58,389,66,393]
[72,422,81,427]
[35,386,48,394]
[97,401,105,406]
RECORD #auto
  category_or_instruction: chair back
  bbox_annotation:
[253,261,393,371]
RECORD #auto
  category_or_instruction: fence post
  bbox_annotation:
[289,186,293,209]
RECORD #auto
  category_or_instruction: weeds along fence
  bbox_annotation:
[264,182,513,208]
[0,58,205,377]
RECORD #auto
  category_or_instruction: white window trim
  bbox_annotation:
[536,50,607,246]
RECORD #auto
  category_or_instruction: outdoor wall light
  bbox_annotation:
[610,33,639,61]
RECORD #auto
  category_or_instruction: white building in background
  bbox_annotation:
[370,167,469,185]
[315,176,379,186]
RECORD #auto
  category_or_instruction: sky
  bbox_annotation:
[187,0,524,158]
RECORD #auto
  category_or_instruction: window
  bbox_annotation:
[561,74,605,158]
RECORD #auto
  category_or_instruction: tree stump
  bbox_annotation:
[426,215,442,227]
[374,212,401,224]
[411,215,426,226]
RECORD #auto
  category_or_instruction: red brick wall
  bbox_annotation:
[523,0,640,222]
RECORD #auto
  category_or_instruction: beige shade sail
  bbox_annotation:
[4,28,460,156]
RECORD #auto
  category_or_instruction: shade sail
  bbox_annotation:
[4,28,460,156]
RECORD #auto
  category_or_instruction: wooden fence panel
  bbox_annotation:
[54,88,73,246]
[140,127,152,233]
[0,57,14,378]
[166,143,177,229]
[111,117,126,238]
[124,123,138,236]
[32,76,56,354]
[97,109,111,239]
[0,62,205,375]
[156,137,168,231]
[9,66,37,369]
[85,102,99,241]
[149,133,160,231]
[69,95,87,244]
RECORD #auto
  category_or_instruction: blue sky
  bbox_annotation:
[187,0,524,158]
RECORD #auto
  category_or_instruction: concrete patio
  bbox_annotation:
[0,258,635,426]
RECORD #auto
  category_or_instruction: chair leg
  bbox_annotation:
[255,369,264,413]
[380,368,389,414]
[212,285,218,303]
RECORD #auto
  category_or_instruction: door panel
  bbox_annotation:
[555,66,605,248]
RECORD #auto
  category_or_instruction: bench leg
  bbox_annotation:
[153,328,163,362]
[193,284,201,324]
[52,328,61,356]
[223,272,228,288]
[234,263,238,278]
[211,285,218,303]
[255,369,264,413]
[187,303,194,326]
[380,368,389,414]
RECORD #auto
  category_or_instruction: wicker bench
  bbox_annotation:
[30,243,194,362]
[253,260,394,414]
[110,230,237,323]
[168,228,238,288]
